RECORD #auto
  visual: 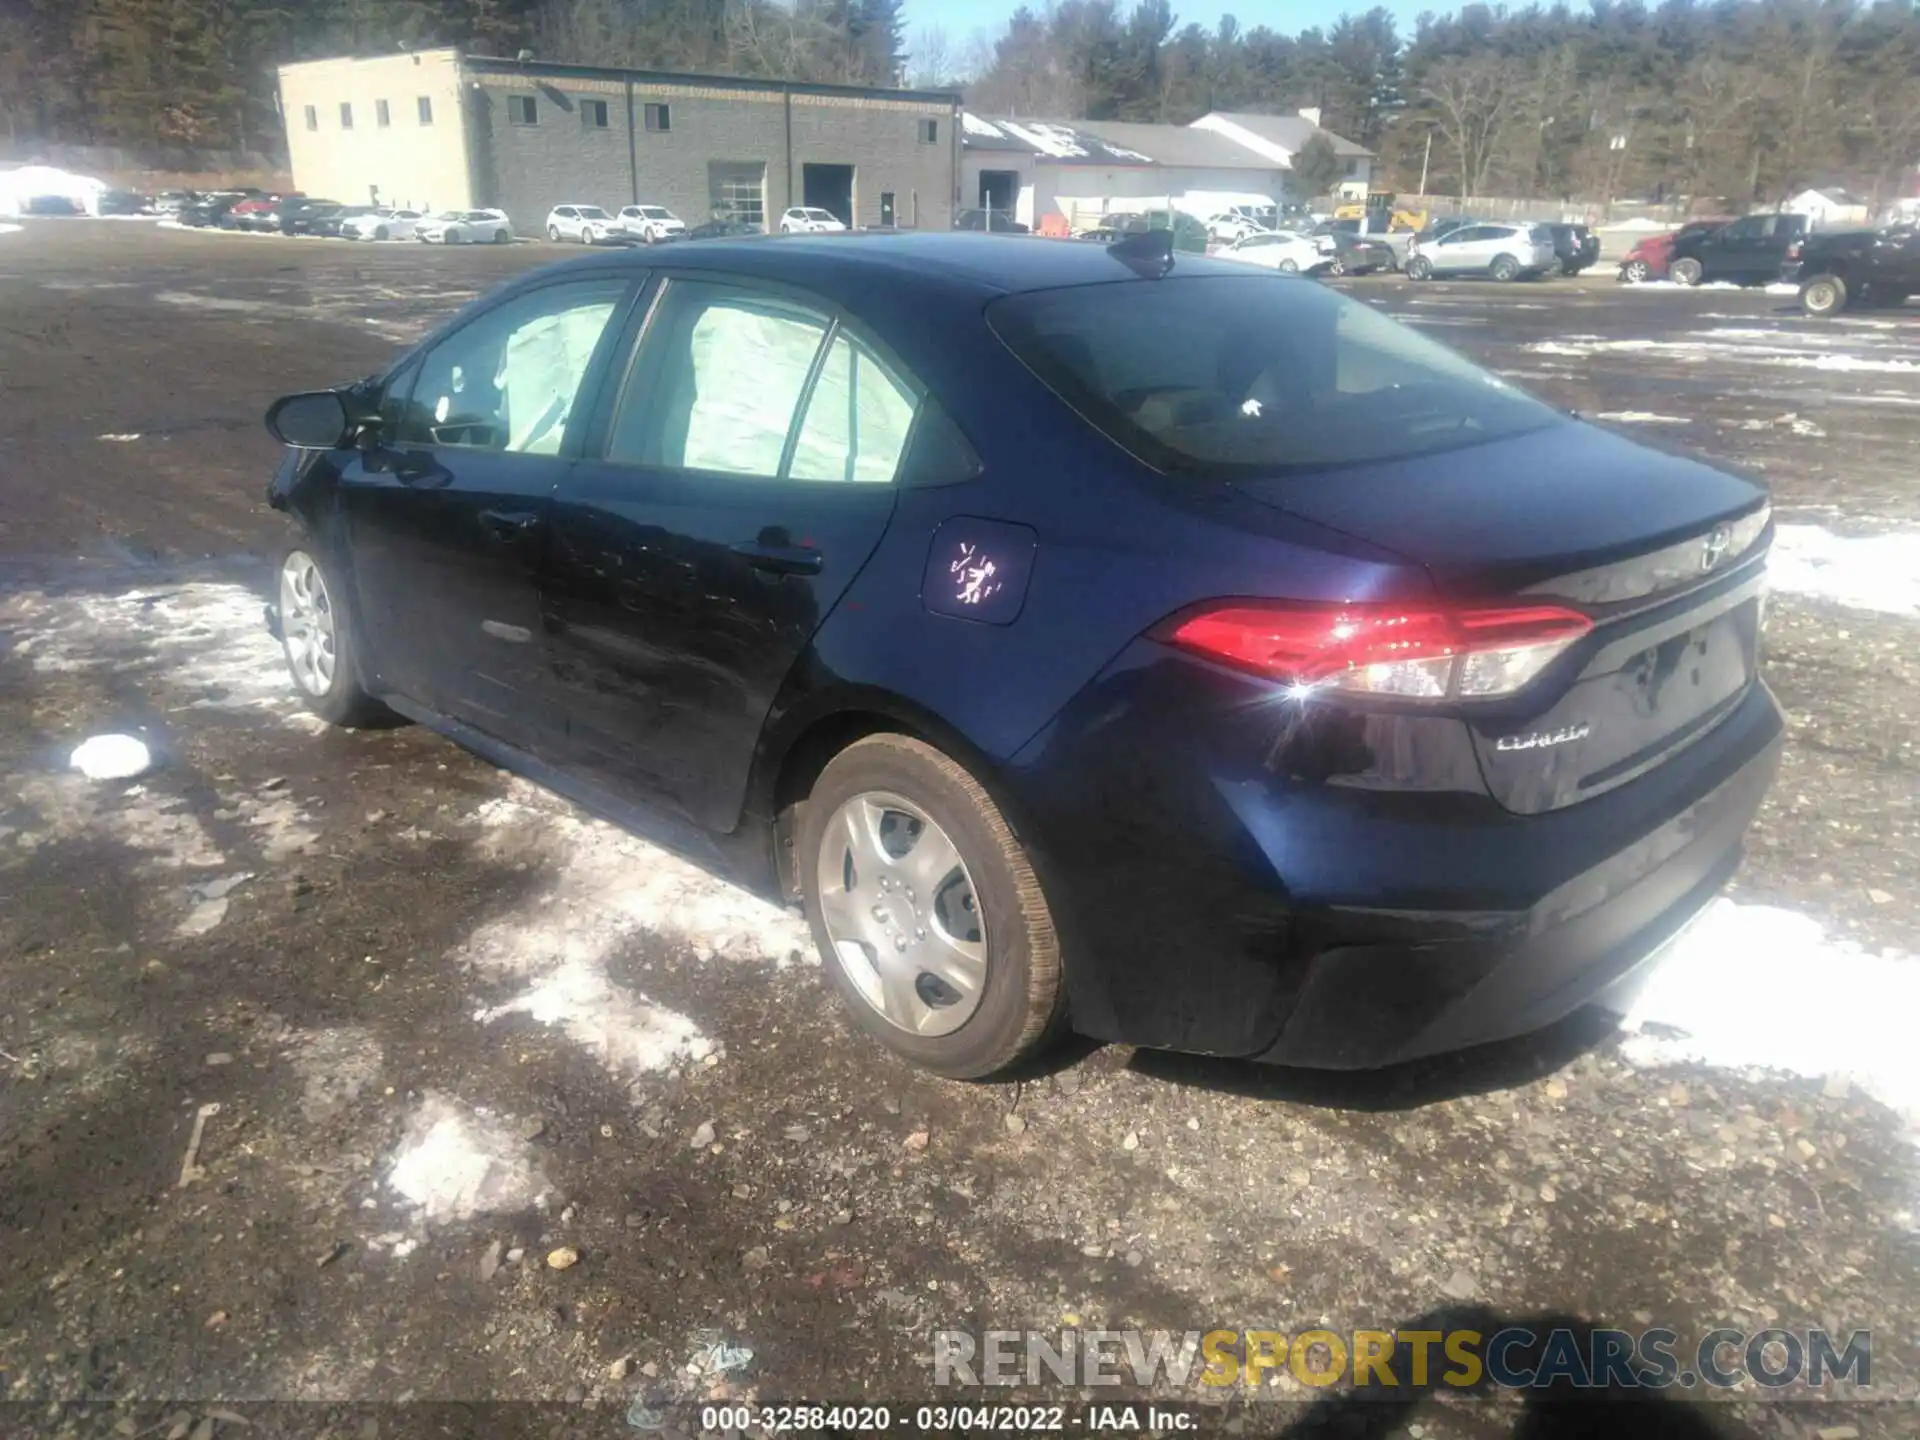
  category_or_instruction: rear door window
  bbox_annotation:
[990,275,1562,476]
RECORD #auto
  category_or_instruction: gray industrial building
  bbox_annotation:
[279,49,960,235]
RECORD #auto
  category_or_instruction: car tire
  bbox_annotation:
[1490,255,1521,282]
[1670,257,1704,286]
[1277,258,1299,273]
[373,226,389,242]
[494,229,509,244]
[548,225,562,242]
[276,545,391,729]
[1799,274,1847,317]
[1406,255,1432,281]
[799,734,1064,1079]
[1622,259,1651,283]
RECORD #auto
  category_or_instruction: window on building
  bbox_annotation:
[581,98,609,130]
[919,118,938,144]
[509,94,537,126]
[396,279,630,455]
[303,105,318,132]
[417,96,434,125]
[339,102,353,130]
[376,99,391,128]
[644,103,670,133]
[1343,159,1357,178]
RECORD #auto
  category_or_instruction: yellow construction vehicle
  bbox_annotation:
[1332,191,1427,233]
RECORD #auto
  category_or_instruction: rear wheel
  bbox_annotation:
[1490,254,1521,282]
[494,229,509,244]
[277,547,391,728]
[1799,274,1847,317]
[1670,257,1704,286]
[1406,255,1433,281]
[800,735,1063,1079]
[373,226,389,242]
[1622,258,1651,283]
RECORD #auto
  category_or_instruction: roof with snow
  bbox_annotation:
[1202,111,1374,159]
[1071,120,1282,169]
[960,115,1157,164]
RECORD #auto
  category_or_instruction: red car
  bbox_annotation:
[1617,218,1731,282]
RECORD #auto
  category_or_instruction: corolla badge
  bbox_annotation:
[1496,722,1592,753]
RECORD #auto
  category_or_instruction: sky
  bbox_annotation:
[906,0,1442,55]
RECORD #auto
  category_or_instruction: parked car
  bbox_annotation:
[175,193,242,228]
[277,197,342,235]
[1206,206,1277,243]
[1315,215,1416,270]
[312,205,380,239]
[1665,212,1809,287]
[685,217,763,240]
[1073,226,1125,243]
[98,189,153,216]
[780,206,846,234]
[343,209,423,242]
[1616,219,1730,283]
[1219,230,1324,273]
[614,204,687,243]
[1406,222,1558,281]
[1317,229,1397,276]
[154,190,197,215]
[1548,223,1601,275]
[258,232,1781,1079]
[1410,216,1481,251]
[546,204,617,244]
[1784,223,1920,316]
[227,196,281,230]
[417,209,514,244]
[21,194,84,217]
[955,208,1030,234]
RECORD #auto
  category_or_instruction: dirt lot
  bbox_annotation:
[1,219,1916,1438]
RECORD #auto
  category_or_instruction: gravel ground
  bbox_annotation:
[0,220,1915,1439]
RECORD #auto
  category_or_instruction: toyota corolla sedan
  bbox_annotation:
[261,232,1782,1079]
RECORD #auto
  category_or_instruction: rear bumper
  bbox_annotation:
[1257,691,1780,1066]
[1007,642,1785,1069]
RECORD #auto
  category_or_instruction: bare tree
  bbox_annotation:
[908,24,957,87]
[1421,53,1519,200]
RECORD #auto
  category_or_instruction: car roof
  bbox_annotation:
[506,231,1266,301]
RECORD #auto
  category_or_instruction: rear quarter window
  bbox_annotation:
[988,275,1564,477]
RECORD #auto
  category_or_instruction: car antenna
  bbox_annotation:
[1107,228,1175,278]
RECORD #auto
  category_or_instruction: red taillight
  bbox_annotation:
[1785,240,1804,260]
[1168,602,1593,700]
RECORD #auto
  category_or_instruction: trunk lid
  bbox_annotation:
[1231,423,1772,814]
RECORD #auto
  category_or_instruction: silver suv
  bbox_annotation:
[1408,222,1558,281]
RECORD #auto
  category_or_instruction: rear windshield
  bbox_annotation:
[988,275,1563,476]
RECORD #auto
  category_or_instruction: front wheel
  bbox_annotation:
[800,735,1063,1079]
[548,225,562,242]
[1670,257,1704,286]
[1406,255,1433,281]
[276,546,391,728]
[1490,255,1521,282]
[373,226,389,242]
[1277,257,1299,274]
[1799,274,1847,317]
[494,229,509,244]
[1622,258,1651,283]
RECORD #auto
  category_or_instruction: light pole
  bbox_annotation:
[1418,126,1434,196]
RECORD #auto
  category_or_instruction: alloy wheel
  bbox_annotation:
[815,791,987,1037]
[279,551,336,697]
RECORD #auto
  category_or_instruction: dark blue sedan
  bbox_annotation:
[262,231,1782,1079]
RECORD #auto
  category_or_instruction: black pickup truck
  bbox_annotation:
[1784,224,1920,316]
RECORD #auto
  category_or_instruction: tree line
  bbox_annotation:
[1,0,1915,207]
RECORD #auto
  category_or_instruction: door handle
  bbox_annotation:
[731,540,822,576]
[480,508,541,541]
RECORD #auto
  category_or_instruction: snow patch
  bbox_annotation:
[961,112,1005,139]
[71,734,153,779]
[387,1093,547,1221]
[1622,900,1920,1135]
[6,582,298,718]
[458,784,812,1086]
[474,955,713,1076]
[1721,413,1825,437]
[1528,336,1919,373]
[0,222,21,236]
[97,433,143,443]
[1593,411,1691,425]
[1768,525,1920,617]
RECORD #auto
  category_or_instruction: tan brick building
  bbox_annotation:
[277,49,961,235]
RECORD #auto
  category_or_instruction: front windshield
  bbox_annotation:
[989,274,1564,476]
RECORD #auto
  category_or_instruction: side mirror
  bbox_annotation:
[265,391,353,449]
